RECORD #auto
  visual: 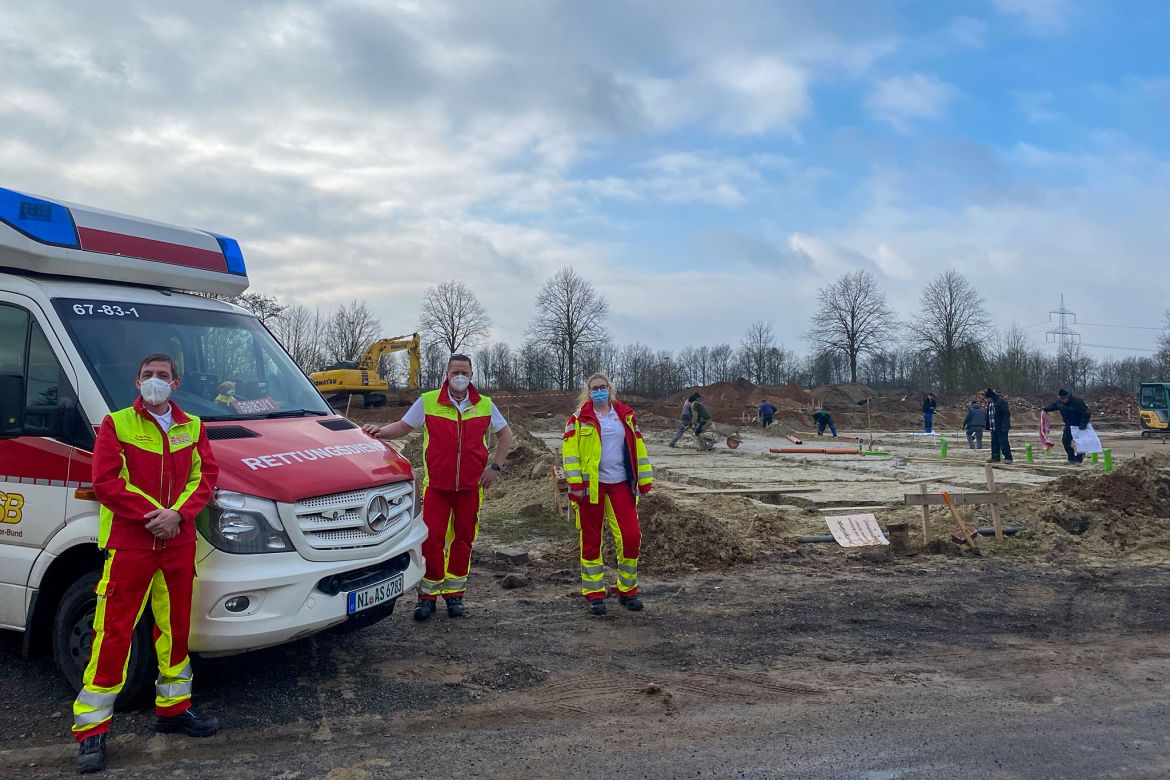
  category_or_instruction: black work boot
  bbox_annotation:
[619,594,644,612]
[76,733,107,774]
[589,598,606,616]
[156,706,220,737]
[445,596,466,618]
[414,599,437,621]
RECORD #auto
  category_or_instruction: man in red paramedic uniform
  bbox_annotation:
[72,354,220,774]
[363,354,512,620]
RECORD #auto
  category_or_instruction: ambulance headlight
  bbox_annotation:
[198,491,292,554]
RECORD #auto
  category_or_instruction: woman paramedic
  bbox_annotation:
[561,372,654,616]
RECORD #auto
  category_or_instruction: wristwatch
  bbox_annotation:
[490,463,502,472]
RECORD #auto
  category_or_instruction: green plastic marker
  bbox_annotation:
[940,438,948,459]
[1091,452,1099,464]
[1103,448,1113,473]
[1025,442,1033,463]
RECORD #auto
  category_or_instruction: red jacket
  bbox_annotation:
[420,382,494,492]
[92,398,218,550]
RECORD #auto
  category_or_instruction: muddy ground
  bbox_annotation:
[5,403,1170,778]
[2,558,1167,779]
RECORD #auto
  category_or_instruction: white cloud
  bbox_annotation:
[631,55,810,137]
[991,0,1072,36]
[866,73,955,127]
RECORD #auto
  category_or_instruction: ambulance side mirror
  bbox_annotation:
[0,373,25,439]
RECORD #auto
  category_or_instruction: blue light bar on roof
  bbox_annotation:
[209,233,247,275]
[0,187,79,247]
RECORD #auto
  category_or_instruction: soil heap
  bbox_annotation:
[1005,453,1170,564]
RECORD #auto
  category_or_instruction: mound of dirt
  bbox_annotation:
[1005,454,1170,563]
[661,379,815,425]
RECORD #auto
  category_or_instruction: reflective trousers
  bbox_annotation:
[418,486,481,600]
[575,482,641,601]
[72,544,195,741]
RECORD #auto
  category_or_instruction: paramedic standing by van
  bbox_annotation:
[363,354,513,620]
[72,354,220,774]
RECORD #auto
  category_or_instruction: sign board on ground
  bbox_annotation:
[824,513,889,547]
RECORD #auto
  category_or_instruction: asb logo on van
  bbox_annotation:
[0,490,24,538]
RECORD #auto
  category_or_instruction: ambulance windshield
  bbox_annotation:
[53,298,331,420]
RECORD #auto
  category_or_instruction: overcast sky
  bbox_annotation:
[3,1,1168,359]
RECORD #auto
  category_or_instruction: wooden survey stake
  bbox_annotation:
[941,491,977,549]
[984,464,1004,541]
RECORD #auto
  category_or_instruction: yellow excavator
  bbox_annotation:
[310,333,422,408]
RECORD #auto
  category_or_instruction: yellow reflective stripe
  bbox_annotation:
[581,564,604,576]
[156,658,193,703]
[74,708,114,728]
[563,469,582,479]
[617,562,638,575]
[170,424,204,513]
[563,457,581,465]
[418,578,442,595]
[442,576,468,591]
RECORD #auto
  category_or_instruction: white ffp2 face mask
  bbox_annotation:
[140,377,174,405]
[448,375,470,393]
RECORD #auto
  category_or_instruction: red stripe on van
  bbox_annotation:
[77,227,228,272]
[0,438,84,483]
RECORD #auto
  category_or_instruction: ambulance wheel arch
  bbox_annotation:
[50,558,155,708]
[31,545,154,709]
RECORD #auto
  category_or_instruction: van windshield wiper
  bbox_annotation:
[262,409,329,419]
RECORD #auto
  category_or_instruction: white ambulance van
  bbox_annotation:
[0,186,426,703]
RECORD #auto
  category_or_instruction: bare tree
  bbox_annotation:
[911,270,990,392]
[739,320,776,385]
[527,267,610,389]
[272,302,327,372]
[231,292,285,325]
[323,299,381,364]
[1156,310,1170,376]
[806,270,897,384]
[418,280,493,354]
[708,343,736,382]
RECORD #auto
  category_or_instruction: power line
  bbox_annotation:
[1079,342,1157,353]
[1076,321,1163,331]
[1045,294,1079,348]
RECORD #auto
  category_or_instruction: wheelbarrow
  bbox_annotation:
[696,421,744,451]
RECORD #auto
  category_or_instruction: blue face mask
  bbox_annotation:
[590,389,609,405]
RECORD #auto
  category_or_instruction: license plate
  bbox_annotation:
[346,573,405,615]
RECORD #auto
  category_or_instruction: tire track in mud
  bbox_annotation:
[464,668,825,720]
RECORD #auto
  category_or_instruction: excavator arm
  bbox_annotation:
[358,333,422,391]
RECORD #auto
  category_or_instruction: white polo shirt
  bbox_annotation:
[400,394,509,432]
[597,406,627,484]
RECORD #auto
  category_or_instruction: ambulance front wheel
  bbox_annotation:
[52,570,155,710]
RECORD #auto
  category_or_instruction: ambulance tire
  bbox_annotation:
[53,571,156,711]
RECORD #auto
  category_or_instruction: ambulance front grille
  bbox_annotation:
[294,482,414,551]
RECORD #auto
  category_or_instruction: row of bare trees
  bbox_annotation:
[237,264,1170,400]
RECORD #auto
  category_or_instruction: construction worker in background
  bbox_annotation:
[963,399,988,449]
[1042,389,1092,464]
[922,392,938,433]
[691,396,713,442]
[363,354,513,620]
[669,392,700,447]
[984,388,1014,464]
[812,407,837,437]
[758,399,776,428]
[73,354,220,775]
[562,372,653,616]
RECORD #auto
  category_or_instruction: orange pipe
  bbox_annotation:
[785,434,803,445]
[769,447,860,455]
